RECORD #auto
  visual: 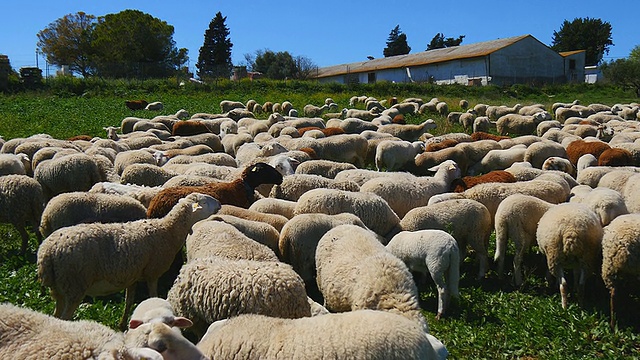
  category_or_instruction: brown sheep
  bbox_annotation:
[172,120,212,136]
[598,148,634,167]
[425,139,459,152]
[450,170,517,192]
[471,131,510,142]
[566,139,611,166]
[146,162,283,218]
[125,100,148,111]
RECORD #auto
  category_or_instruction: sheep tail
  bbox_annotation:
[563,231,582,255]
[448,247,461,298]
[37,253,55,288]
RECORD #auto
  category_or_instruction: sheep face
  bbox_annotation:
[243,162,283,188]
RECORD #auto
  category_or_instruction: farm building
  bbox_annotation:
[312,34,585,86]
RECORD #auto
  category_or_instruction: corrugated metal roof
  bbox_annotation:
[314,34,532,78]
[559,50,586,57]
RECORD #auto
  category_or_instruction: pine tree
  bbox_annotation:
[196,12,233,79]
[383,25,411,57]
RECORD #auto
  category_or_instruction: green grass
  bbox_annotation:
[1,79,639,358]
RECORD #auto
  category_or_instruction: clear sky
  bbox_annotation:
[1,0,636,75]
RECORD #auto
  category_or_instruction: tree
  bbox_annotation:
[90,10,188,78]
[601,48,640,97]
[383,25,411,57]
[36,12,96,77]
[426,33,465,50]
[196,12,233,79]
[249,50,316,80]
[550,17,613,66]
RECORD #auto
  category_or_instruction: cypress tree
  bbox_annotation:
[196,12,233,79]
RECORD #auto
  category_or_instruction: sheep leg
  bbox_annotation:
[493,227,507,279]
[609,287,617,331]
[429,266,448,319]
[55,295,82,320]
[558,268,568,309]
[575,268,586,307]
[15,224,30,255]
[147,279,158,298]
[120,284,137,330]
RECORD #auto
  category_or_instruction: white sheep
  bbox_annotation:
[0,303,165,360]
[0,174,44,254]
[269,173,360,201]
[248,197,297,219]
[622,173,640,213]
[495,112,546,136]
[375,139,425,171]
[315,224,427,331]
[167,256,311,339]
[216,204,289,232]
[536,203,603,309]
[596,169,638,194]
[523,140,568,169]
[34,153,105,201]
[345,108,381,121]
[303,104,330,117]
[36,193,222,329]
[387,229,460,319]
[294,159,357,178]
[568,185,628,226]
[294,188,401,239]
[120,163,179,187]
[124,321,208,360]
[89,181,163,208]
[39,191,148,237]
[600,213,640,329]
[542,156,576,177]
[467,144,527,175]
[334,167,417,186]
[145,101,164,111]
[197,311,447,360]
[493,194,555,286]
[219,100,245,113]
[0,153,29,176]
[360,159,461,218]
[400,198,492,280]
[377,119,437,141]
[128,297,193,329]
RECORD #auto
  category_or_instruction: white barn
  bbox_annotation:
[312,34,584,86]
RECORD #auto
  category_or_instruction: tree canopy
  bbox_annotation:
[248,49,317,80]
[383,25,411,57]
[426,33,465,50]
[550,17,613,66]
[37,12,96,77]
[601,46,640,97]
[196,12,233,79]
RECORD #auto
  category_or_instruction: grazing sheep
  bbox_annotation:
[120,163,179,187]
[37,193,222,329]
[0,174,44,254]
[600,214,640,329]
[172,120,212,136]
[278,212,369,291]
[436,101,449,115]
[375,139,425,171]
[450,170,517,192]
[493,194,555,285]
[217,204,289,232]
[377,119,437,141]
[185,218,278,262]
[114,149,157,176]
[387,230,460,319]
[220,100,245,113]
[248,197,297,219]
[34,153,105,201]
[0,303,165,360]
[467,144,527,175]
[598,148,634,167]
[89,182,162,208]
[0,153,29,176]
[523,140,568,169]
[294,188,401,239]
[566,139,611,166]
[569,185,628,226]
[360,160,461,218]
[473,116,492,133]
[542,156,576,177]
[167,256,310,338]
[345,108,381,121]
[303,104,330,117]
[495,112,546,136]
[146,162,283,218]
[487,104,522,120]
[294,159,357,178]
[316,224,427,330]
[330,117,378,134]
[270,174,360,202]
[400,199,492,279]
[145,101,164,111]
[197,311,447,360]
[126,99,149,111]
[39,192,147,238]
[413,146,471,176]
[536,203,603,309]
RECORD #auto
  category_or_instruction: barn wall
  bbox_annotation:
[489,37,565,85]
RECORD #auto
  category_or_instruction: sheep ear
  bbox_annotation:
[192,202,202,212]
[129,319,144,329]
[171,316,193,328]
[251,165,259,172]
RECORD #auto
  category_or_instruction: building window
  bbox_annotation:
[569,59,576,70]
[368,72,376,84]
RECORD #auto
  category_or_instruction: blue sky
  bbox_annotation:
[1,0,636,75]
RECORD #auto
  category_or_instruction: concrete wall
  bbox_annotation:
[489,36,565,85]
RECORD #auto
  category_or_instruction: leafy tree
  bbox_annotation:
[196,12,233,79]
[383,25,411,57]
[426,33,465,50]
[601,48,640,97]
[36,12,96,77]
[249,50,316,79]
[550,17,613,66]
[294,55,318,80]
[90,10,188,78]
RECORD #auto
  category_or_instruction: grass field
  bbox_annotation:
[1,79,639,358]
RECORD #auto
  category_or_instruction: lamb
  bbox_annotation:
[377,119,437,141]
[0,174,44,254]
[386,229,460,319]
[467,144,527,175]
[146,162,283,218]
[315,224,428,330]
[128,297,193,329]
[145,101,164,111]
[493,194,555,285]
[196,311,447,360]
[36,192,222,329]
[600,214,640,329]
[400,199,492,279]
[568,185,628,226]
[34,153,105,201]
[360,160,462,218]
[294,159,357,178]
[39,191,148,237]
[303,104,330,117]
[0,303,166,360]
[450,170,517,192]
[185,218,279,262]
[0,153,29,176]
[278,212,369,291]
[536,203,604,309]
[294,188,401,239]
[167,256,311,338]
[248,197,297,219]
[375,139,425,171]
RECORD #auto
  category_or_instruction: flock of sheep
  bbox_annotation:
[1,93,640,359]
